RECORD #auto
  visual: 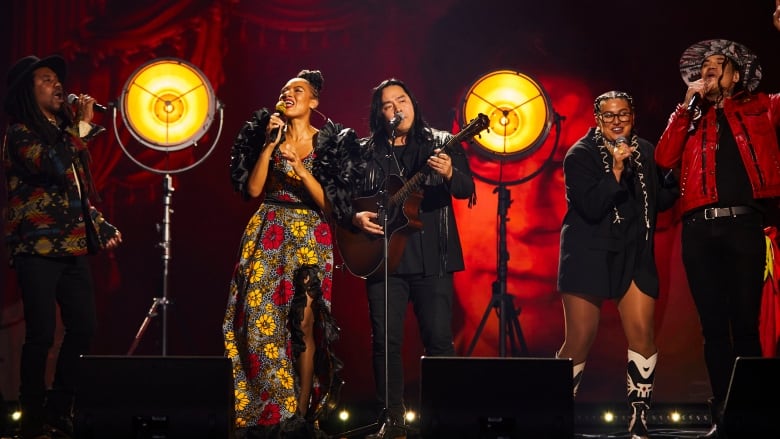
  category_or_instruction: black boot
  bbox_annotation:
[19,395,47,439]
[44,389,74,438]
[556,351,585,399]
[627,350,657,439]
[572,361,585,399]
[697,397,725,438]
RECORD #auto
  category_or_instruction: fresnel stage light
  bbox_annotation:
[462,69,553,161]
[461,69,562,358]
[119,57,220,155]
[111,58,223,355]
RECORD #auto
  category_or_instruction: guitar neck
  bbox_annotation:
[386,114,488,209]
[388,143,451,208]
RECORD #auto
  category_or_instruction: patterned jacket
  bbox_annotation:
[3,121,117,262]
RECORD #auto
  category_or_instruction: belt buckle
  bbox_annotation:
[704,208,718,220]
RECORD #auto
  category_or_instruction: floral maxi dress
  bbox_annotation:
[223,148,333,429]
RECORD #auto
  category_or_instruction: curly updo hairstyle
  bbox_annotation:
[297,69,324,98]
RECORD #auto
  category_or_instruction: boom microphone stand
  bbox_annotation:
[466,183,528,357]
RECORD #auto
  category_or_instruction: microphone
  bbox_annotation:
[687,92,702,116]
[614,136,634,172]
[67,94,109,112]
[269,100,287,141]
[388,111,404,129]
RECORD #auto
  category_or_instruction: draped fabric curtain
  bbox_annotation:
[4,0,230,281]
[4,0,370,199]
[6,0,230,195]
[0,0,231,398]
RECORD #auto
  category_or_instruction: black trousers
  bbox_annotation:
[681,212,764,408]
[366,272,455,420]
[14,254,96,433]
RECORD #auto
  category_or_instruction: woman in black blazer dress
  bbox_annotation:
[556,91,678,439]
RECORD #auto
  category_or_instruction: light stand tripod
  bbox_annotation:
[466,184,528,357]
[127,174,174,355]
[111,58,223,356]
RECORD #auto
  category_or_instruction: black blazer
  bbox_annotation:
[557,128,678,298]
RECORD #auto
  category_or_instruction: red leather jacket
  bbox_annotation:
[656,92,780,215]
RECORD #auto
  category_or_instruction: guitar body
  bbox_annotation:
[335,174,423,278]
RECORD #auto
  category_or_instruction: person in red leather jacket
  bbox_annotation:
[655,22,780,437]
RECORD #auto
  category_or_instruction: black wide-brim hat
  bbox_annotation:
[5,54,67,95]
[679,39,761,92]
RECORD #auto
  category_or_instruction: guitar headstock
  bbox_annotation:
[456,113,490,141]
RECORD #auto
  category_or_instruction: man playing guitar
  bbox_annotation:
[348,78,477,439]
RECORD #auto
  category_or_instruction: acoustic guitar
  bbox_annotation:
[335,113,489,278]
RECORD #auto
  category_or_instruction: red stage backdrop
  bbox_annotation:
[2,0,779,411]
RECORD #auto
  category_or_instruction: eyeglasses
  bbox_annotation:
[598,111,633,123]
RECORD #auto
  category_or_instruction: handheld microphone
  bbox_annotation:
[687,92,702,116]
[614,136,634,172]
[388,111,404,128]
[67,94,109,113]
[269,100,287,141]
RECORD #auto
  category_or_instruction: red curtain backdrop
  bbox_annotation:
[3,0,778,412]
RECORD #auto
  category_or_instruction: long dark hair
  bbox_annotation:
[4,72,75,145]
[724,56,747,97]
[368,78,432,146]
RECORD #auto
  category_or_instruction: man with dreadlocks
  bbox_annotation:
[2,54,121,439]
[557,91,678,439]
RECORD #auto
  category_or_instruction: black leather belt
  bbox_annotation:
[688,206,757,221]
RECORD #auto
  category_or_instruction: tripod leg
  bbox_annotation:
[466,294,500,356]
[503,295,528,356]
[126,298,160,355]
[512,308,529,355]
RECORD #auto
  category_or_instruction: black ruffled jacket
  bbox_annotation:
[229,107,368,226]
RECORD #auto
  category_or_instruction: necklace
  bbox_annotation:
[391,144,407,176]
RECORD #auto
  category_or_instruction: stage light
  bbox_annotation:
[338,410,350,422]
[462,70,560,357]
[461,69,553,160]
[119,57,218,152]
[111,57,223,355]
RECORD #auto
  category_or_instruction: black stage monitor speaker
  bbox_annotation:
[420,356,573,438]
[74,355,234,439]
[722,356,780,438]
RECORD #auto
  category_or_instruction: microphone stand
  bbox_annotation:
[336,119,415,438]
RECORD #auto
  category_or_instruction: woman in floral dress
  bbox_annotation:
[224,69,345,437]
